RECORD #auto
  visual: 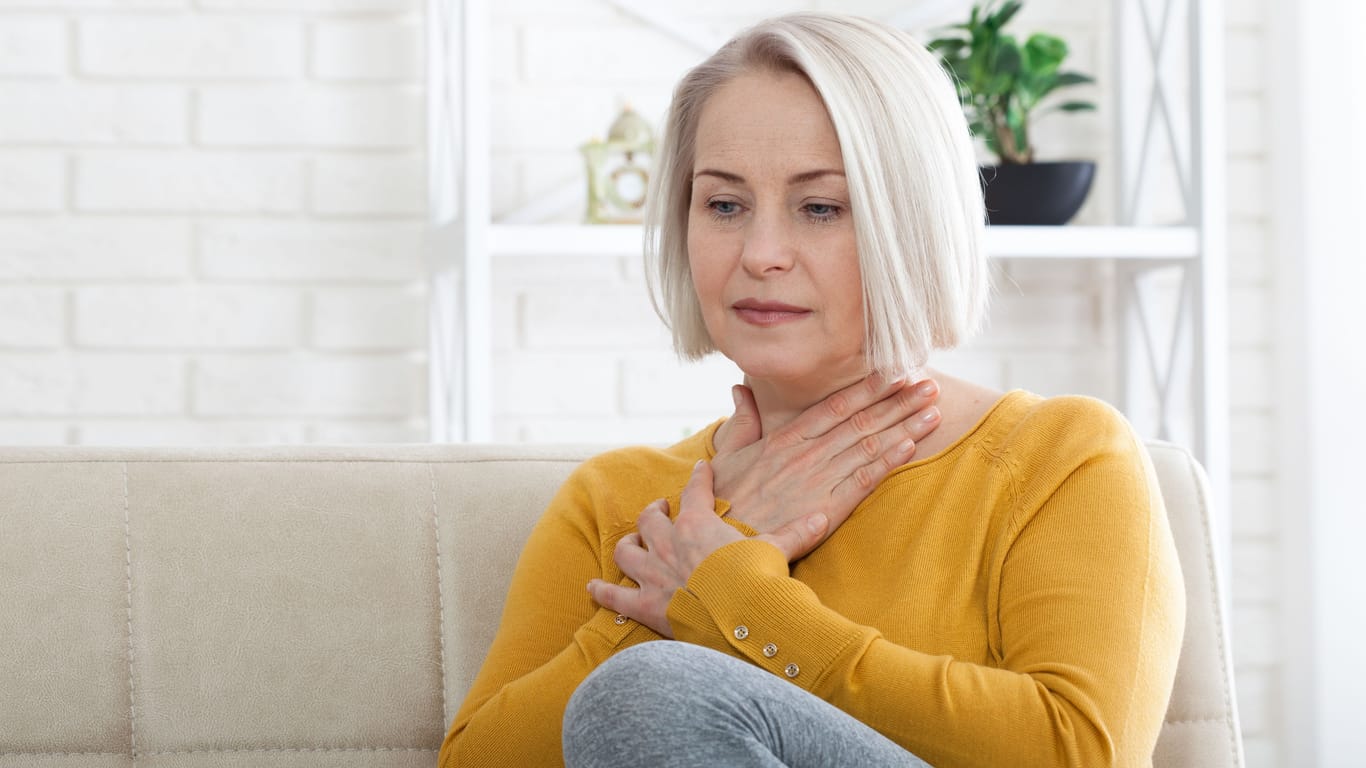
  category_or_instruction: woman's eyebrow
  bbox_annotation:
[693,168,744,183]
[692,168,846,184]
[787,169,845,184]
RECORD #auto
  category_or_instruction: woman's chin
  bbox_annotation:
[731,358,862,392]
[729,357,811,383]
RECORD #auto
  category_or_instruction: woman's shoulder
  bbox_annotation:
[970,391,1154,515]
[903,370,1142,470]
[572,420,720,477]
[984,391,1139,458]
[537,426,716,539]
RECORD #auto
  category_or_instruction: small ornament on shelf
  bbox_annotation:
[580,105,655,224]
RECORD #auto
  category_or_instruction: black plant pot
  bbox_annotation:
[979,161,1096,226]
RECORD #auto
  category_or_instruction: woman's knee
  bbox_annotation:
[565,642,740,733]
[564,643,686,765]
[567,642,700,721]
[564,642,778,767]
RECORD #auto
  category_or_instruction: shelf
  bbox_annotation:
[488,224,1199,261]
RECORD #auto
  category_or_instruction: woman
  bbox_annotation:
[440,13,1184,768]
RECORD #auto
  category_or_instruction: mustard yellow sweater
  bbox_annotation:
[440,391,1185,767]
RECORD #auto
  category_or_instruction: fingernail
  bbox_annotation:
[694,459,705,470]
[915,379,938,397]
[898,437,916,455]
[731,385,742,407]
[806,515,826,534]
[921,406,940,422]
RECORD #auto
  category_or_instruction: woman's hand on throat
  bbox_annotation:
[709,374,942,546]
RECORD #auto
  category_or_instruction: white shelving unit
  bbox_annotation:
[426,0,1228,578]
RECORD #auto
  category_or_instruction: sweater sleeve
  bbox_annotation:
[438,464,662,768]
[667,409,1185,768]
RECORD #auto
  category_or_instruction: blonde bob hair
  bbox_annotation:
[644,13,989,375]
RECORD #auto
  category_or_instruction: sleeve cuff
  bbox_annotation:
[582,604,662,649]
[670,539,874,692]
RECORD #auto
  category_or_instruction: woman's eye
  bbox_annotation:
[803,202,842,221]
[707,200,741,218]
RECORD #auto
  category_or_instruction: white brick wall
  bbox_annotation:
[0,287,65,347]
[75,151,306,212]
[311,154,426,215]
[192,355,420,416]
[0,353,184,416]
[198,86,421,147]
[0,1,1290,762]
[0,0,425,443]
[198,220,423,280]
[0,17,65,75]
[0,219,191,279]
[0,152,65,211]
[78,17,304,79]
[0,84,188,144]
[311,286,425,349]
[74,286,303,349]
[312,20,422,81]
[1224,1,1281,763]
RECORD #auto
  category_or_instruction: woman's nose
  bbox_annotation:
[740,212,796,275]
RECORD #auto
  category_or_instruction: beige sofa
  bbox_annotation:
[0,442,1243,767]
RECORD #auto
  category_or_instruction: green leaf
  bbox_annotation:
[1023,33,1068,72]
[1055,71,1095,87]
[928,38,968,57]
[1018,71,1057,109]
[984,73,1014,97]
[988,0,1024,31]
[994,36,1022,76]
[935,0,1097,149]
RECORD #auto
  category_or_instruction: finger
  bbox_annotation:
[634,499,672,546]
[613,533,671,587]
[787,372,909,441]
[825,431,928,516]
[586,578,642,616]
[758,513,830,562]
[713,384,762,453]
[825,400,941,486]
[676,460,717,522]
[819,378,939,460]
[587,578,675,639]
[631,497,669,532]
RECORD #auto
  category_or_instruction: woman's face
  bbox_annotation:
[687,69,865,388]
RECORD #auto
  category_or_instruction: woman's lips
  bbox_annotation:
[732,299,811,327]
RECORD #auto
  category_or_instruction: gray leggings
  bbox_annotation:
[562,641,931,768]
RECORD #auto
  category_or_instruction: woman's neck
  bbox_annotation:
[744,365,938,436]
[745,372,868,434]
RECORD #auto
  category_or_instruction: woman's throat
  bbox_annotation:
[745,370,869,434]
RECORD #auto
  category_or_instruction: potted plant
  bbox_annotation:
[929,0,1097,225]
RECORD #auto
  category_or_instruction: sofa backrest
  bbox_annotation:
[0,442,1242,767]
[1145,442,1246,768]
